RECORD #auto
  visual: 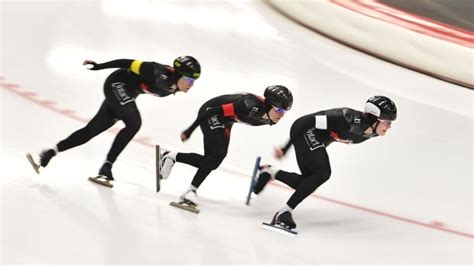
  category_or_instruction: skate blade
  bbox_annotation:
[155,145,162,193]
[170,201,200,214]
[88,176,114,188]
[26,153,40,174]
[262,222,297,236]
[245,156,261,206]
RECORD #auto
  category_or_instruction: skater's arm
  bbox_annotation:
[83,59,140,71]
[272,139,291,159]
[280,139,292,154]
[84,59,133,70]
[181,106,225,139]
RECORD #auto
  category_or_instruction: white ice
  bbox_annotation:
[1,1,472,265]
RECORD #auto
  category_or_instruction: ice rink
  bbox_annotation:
[1,0,472,265]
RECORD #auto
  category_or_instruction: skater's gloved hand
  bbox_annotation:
[273,147,284,159]
[180,132,190,142]
[83,60,100,70]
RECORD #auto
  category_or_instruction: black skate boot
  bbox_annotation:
[253,172,271,194]
[98,162,114,181]
[272,211,296,229]
[262,211,298,235]
[253,165,275,194]
[39,149,57,167]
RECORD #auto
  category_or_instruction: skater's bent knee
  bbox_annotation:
[125,120,142,134]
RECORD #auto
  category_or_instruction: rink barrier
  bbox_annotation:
[266,0,473,89]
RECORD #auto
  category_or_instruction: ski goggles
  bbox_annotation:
[273,107,288,114]
[377,119,392,125]
[183,76,195,85]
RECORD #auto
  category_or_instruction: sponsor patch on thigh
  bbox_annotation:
[304,128,324,151]
[208,115,225,130]
[112,82,135,105]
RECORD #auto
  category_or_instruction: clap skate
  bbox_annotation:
[88,162,114,188]
[170,191,200,214]
[245,156,261,205]
[155,145,162,192]
[26,149,56,174]
[88,176,113,188]
[262,211,298,236]
[246,157,278,205]
[26,153,40,174]
[253,165,275,194]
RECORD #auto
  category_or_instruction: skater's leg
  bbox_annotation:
[96,101,141,180]
[268,133,331,230]
[95,73,141,180]
[189,126,230,189]
[56,101,116,152]
[190,148,227,188]
[38,101,116,168]
[285,146,331,210]
[273,149,313,189]
[176,152,205,168]
[160,119,218,178]
[255,139,314,194]
[105,102,141,163]
[175,126,229,168]
[274,166,310,190]
[272,164,329,229]
[286,171,330,209]
[160,151,205,180]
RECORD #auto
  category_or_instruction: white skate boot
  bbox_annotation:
[170,186,200,214]
[160,151,176,180]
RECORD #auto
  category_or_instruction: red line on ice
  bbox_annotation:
[1,79,472,239]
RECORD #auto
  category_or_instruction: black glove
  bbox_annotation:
[83,60,101,70]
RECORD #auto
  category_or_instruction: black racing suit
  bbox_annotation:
[277,108,378,209]
[56,59,180,164]
[177,93,273,188]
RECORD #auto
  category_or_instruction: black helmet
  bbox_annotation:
[365,95,397,121]
[173,56,201,79]
[264,85,293,110]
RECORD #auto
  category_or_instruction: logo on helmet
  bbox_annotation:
[365,96,397,121]
[173,56,201,79]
